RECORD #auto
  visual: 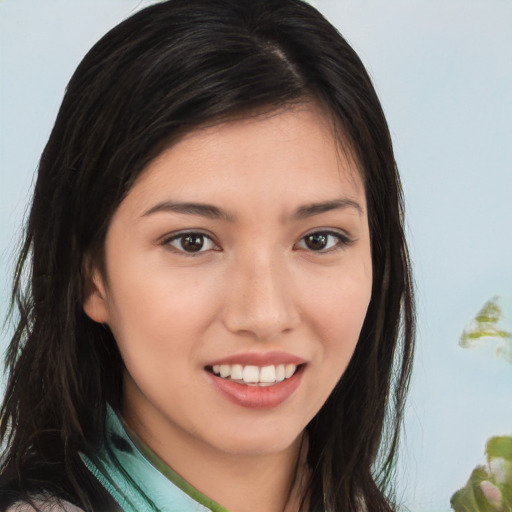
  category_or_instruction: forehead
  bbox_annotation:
[122,104,366,218]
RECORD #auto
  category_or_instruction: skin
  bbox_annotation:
[84,104,372,512]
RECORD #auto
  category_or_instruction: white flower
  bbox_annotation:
[480,480,502,509]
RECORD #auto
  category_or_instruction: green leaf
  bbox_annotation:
[459,296,512,364]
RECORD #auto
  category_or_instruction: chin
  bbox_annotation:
[205,420,304,457]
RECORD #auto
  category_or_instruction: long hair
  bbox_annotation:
[0,1,414,510]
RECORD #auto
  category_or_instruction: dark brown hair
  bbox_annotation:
[1,1,414,510]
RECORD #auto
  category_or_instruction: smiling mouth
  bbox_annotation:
[205,363,303,386]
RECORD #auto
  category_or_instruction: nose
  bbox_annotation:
[221,251,300,341]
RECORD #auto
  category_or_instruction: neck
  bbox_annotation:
[176,442,302,512]
[123,406,305,512]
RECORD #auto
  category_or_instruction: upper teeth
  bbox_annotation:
[212,364,297,385]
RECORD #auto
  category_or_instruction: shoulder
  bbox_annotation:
[5,497,84,512]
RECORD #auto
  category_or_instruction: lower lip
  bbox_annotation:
[206,366,304,410]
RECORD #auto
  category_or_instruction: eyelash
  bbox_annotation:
[161,229,353,256]
[162,231,219,256]
[295,230,353,253]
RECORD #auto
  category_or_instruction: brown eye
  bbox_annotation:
[167,232,215,253]
[297,231,349,252]
[181,234,205,252]
[304,233,328,251]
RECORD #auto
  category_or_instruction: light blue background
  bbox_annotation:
[1,1,511,511]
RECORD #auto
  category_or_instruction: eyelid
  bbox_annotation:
[160,230,220,255]
[295,228,354,252]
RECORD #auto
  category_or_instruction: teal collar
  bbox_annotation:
[80,405,230,512]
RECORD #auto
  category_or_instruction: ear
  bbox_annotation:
[83,267,110,324]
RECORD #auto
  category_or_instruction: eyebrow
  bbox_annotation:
[143,201,235,221]
[142,197,362,221]
[293,198,363,219]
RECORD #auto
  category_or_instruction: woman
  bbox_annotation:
[0,0,414,511]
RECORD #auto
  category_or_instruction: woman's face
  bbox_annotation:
[84,105,372,462]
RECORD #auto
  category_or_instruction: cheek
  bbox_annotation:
[313,258,371,322]
[291,262,372,424]
[102,256,222,364]
[306,260,372,362]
